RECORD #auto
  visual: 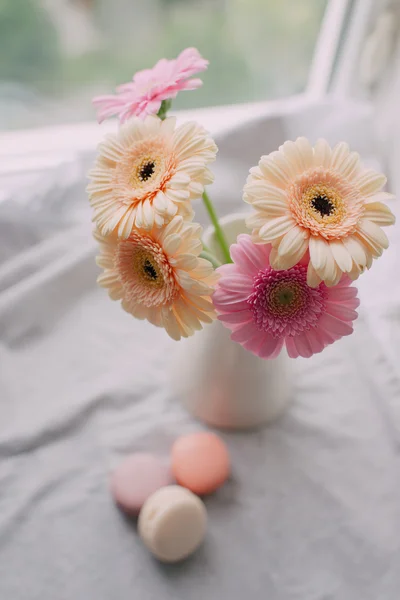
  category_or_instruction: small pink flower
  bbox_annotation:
[213,235,360,359]
[93,48,208,123]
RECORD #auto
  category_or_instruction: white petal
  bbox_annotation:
[170,253,198,270]
[154,212,165,227]
[307,261,322,287]
[192,258,214,278]
[143,114,162,135]
[169,172,191,188]
[97,272,119,288]
[313,139,331,168]
[330,142,350,172]
[278,226,309,257]
[161,308,183,341]
[259,153,291,189]
[280,138,313,177]
[153,191,169,213]
[188,181,204,198]
[163,233,182,255]
[365,191,395,204]
[159,215,184,242]
[356,170,387,196]
[160,116,177,136]
[249,201,288,218]
[202,168,214,185]
[342,236,367,267]
[363,202,395,226]
[269,247,300,270]
[309,236,328,271]
[258,216,296,243]
[357,219,389,251]
[246,213,268,230]
[294,137,314,169]
[325,262,341,287]
[338,151,361,179]
[175,270,214,294]
[244,181,287,202]
[118,206,137,238]
[173,301,202,333]
[321,246,338,284]
[134,202,144,228]
[142,199,154,229]
[329,240,353,273]
[347,261,363,281]
[97,135,123,162]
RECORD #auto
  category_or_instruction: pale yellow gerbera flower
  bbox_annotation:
[244,138,395,286]
[95,216,218,340]
[87,115,217,238]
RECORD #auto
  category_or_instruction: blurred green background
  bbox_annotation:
[0,0,327,129]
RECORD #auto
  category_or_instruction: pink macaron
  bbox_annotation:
[110,453,173,515]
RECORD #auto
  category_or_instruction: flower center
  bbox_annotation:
[312,194,334,216]
[247,265,326,338]
[302,183,345,225]
[138,160,156,182]
[142,258,158,280]
[131,247,164,288]
[287,168,364,240]
[129,154,163,189]
[268,279,308,317]
[115,233,179,308]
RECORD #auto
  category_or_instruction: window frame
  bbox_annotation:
[0,0,368,179]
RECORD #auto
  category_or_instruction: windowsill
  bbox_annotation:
[1,94,314,176]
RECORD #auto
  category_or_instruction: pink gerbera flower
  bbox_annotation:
[93,48,208,123]
[213,235,360,359]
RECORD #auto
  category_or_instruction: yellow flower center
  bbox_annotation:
[288,168,365,240]
[131,248,164,288]
[302,184,346,226]
[129,153,165,189]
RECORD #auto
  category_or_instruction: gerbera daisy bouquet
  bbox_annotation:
[88,48,395,359]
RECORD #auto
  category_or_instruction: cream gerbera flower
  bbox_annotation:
[87,115,217,238]
[244,138,395,286]
[95,216,218,340]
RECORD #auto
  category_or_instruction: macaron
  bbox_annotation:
[138,485,207,563]
[110,453,172,515]
[171,432,230,496]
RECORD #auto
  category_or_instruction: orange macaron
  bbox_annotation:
[171,432,230,496]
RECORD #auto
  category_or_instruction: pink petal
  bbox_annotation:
[292,333,314,358]
[258,336,284,359]
[230,235,271,272]
[304,330,325,355]
[318,313,354,337]
[218,274,253,294]
[92,48,207,123]
[213,288,250,305]
[324,301,358,322]
[216,264,238,277]
[285,336,299,358]
[218,311,253,325]
[231,322,260,343]
[326,286,358,303]
[213,296,249,313]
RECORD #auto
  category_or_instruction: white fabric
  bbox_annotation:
[1,100,400,599]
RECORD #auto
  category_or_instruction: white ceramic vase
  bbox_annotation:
[172,213,293,430]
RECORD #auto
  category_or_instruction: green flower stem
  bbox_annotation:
[157,99,172,120]
[200,250,221,269]
[156,100,230,265]
[202,190,232,264]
